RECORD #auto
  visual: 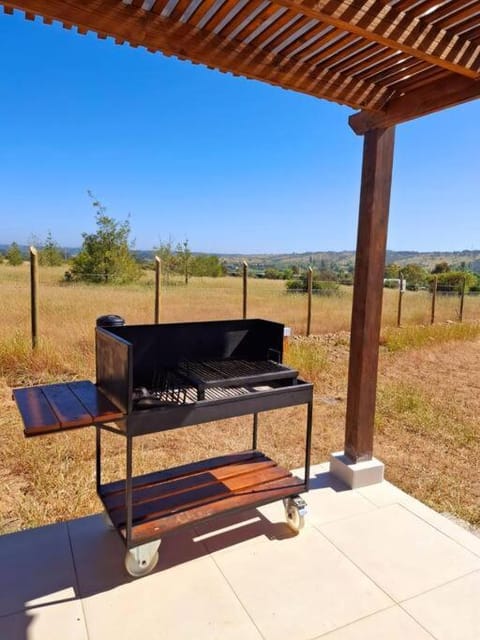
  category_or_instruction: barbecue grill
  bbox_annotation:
[13,317,313,577]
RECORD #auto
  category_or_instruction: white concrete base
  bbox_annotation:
[329,451,384,489]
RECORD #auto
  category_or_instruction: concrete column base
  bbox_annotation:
[329,451,384,489]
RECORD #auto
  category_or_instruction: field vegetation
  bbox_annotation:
[0,263,479,533]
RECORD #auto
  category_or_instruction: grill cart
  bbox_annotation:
[13,318,313,577]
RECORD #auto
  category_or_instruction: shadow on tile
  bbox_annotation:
[0,472,348,616]
[0,522,78,617]
[308,469,350,492]
[68,509,298,596]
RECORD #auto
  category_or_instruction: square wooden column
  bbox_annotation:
[344,127,395,463]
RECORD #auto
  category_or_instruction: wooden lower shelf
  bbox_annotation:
[99,450,305,546]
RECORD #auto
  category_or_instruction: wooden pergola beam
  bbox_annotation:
[2,0,388,111]
[349,73,480,134]
[345,126,395,463]
[272,0,480,79]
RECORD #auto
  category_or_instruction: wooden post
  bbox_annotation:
[397,273,404,328]
[306,267,313,336]
[431,276,437,325]
[154,256,161,323]
[459,276,466,322]
[345,127,395,463]
[30,246,39,350]
[242,261,248,319]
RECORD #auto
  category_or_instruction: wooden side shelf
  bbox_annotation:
[99,450,305,545]
[13,380,124,436]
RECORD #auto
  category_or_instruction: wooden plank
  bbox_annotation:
[100,450,266,497]
[110,462,292,527]
[344,127,395,462]
[13,387,60,436]
[349,73,480,134]
[7,0,478,78]
[128,475,305,543]
[269,0,480,78]
[68,380,124,422]
[103,459,278,511]
[41,383,93,428]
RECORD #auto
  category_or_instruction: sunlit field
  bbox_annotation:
[1,262,479,533]
[1,263,479,385]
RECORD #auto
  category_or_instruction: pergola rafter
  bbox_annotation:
[2,0,480,126]
[264,0,480,79]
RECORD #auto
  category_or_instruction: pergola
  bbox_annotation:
[3,0,479,478]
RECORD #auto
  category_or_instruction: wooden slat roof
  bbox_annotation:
[3,0,480,132]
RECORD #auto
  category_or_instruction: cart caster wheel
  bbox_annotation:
[124,541,161,578]
[283,496,307,533]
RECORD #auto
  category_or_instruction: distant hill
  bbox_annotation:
[218,250,480,273]
[2,244,480,273]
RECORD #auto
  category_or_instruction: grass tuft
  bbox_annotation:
[286,340,328,384]
[381,322,480,352]
[0,332,79,386]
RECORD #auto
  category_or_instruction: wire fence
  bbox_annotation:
[12,251,480,351]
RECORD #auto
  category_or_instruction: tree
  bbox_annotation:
[286,270,340,296]
[400,264,429,290]
[176,239,191,285]
[384,263,401,278]
[432,271,477,293]
[39,231,64,266]
[189,254,226,277]
[70,195,141,284]
[153,239,179,285]
[264,268,284,280]
[431,261,450,274]
[5,242,23,266]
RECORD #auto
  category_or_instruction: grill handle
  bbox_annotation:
[267,348,281,363]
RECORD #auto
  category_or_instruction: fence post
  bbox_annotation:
[459,276,466,322]
[242,261,248,319]
[431,275,437,325]
[154,256,161,323]
[306,267,313,336]
[397,273,405,327]
[30,246,39,349]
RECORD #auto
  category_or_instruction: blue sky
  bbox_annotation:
[1,11,479,254]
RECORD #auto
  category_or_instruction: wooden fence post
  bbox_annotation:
[306,267,313,336]
[154,256,161,323]
[397,273,404,327]
[431,275,438,325]
[459,276,466,322]
[242,261,248,319]
[30,246,39,349]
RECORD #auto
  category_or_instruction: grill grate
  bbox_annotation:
[132,359,296,409]
[133,383,251,409]
[177,359,290,383]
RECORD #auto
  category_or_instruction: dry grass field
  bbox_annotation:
[0,263,479,534]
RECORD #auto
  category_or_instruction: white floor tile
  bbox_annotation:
[403,570,480,640]
[315,606,434,639]
[214,526,393,640]
[0,522,78,617]
[68,514,209,595]
[357,482,480,557]
[319,504,480,601]
[0,600,88,640]
[82,554,262,640]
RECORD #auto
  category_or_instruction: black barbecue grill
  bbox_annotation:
[13,317,313,578]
